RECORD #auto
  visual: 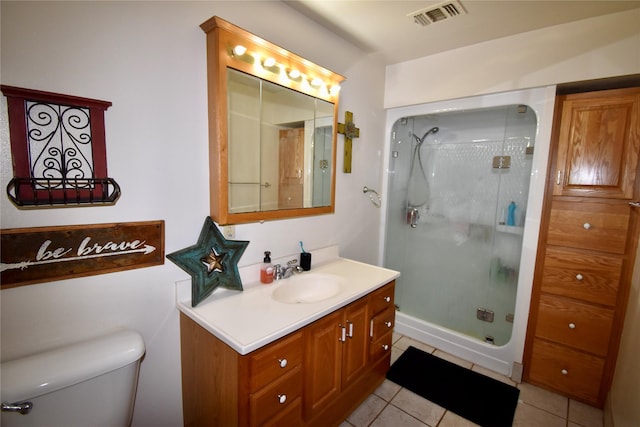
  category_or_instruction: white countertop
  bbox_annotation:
[176,249,400,355]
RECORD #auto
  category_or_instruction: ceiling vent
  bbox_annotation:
[409,0,467,26]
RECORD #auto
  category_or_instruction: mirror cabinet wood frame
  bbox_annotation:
[200,16,345,225]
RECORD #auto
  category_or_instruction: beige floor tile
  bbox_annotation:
[393,331,403,344]
[390,388,446,426]
[374,379,402,402]
[391,345,403,365]
[432,349,473,369]
[369,404,429,427]
[517,382,568,418]
[339,420,354,427]
[568,399,603,427]
[512,401,566,427]
[394,336,436,354]
[346,393,387,427]
[438,410,481,427]
[471,364,516,386]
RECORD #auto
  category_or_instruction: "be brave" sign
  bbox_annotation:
[1,221,164,288]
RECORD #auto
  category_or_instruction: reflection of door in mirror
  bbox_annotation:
[313,126,332,207]
[278,128,304,209]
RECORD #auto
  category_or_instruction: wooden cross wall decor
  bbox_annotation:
[337,111,360,173]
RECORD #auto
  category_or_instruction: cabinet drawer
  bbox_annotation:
[528,339,604,405]
[547,200,630,254]
[536,294,613,356]
[370,306,395,342]
[250,366,302,427]
[369,331,393,362]
[261,397,302,427]
[541,247,622,306]
[369,281,395,316]
[249,331,303,391]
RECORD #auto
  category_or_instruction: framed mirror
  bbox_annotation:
[201,17,345,225]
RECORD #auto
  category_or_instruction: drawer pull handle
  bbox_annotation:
[382,344,390,351]
[561,369,568,375]
[583,222,591,230]
[384,296,391,303]
[278,394,287,404]
[576,274,583,281]
[385,321,392,328]
[278,358,287,368]
[339,325,346,342]
[569,323,576,329]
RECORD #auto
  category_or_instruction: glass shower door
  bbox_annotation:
[384,105,537,345]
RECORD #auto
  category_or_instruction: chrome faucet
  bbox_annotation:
[273,259,304,280]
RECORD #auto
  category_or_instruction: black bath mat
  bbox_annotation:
[386,346,519,427]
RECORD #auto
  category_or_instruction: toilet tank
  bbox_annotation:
[1,329,145,427]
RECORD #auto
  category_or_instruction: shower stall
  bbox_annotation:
[381,88,555,376]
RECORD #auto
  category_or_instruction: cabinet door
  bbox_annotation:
[341,298,369,388]
[303,310,342,419]
[553,88,640,199]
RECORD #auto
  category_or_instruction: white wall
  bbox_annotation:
[0,2,386,426]
[385,8,640,108]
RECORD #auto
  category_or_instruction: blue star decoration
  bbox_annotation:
[167,216,249,307]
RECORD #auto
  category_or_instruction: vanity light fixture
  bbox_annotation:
[262,57,276,68]
[329,85,341,96]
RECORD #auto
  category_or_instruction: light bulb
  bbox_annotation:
[263,57,276,68]
[288,69,301,79]
[232,45,247,56]
[310,77,323,88]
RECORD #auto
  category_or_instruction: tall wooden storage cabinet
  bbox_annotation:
[524,87,640,407]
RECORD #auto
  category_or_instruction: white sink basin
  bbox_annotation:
[272,273,344,304]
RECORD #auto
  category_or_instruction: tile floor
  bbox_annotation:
[341,334,604,427]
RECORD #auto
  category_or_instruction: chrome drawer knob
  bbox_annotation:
[278,394,287,404]
[384,296,391,303]
[382,344,390,351]
[576,274,583,281]
[278,358,288,368]
[561,369,568,375]
[569,323,576,329]
[583,222,591,230]
[385,321,392,328]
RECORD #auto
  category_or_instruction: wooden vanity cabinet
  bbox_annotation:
[524,87,640,407]
[180,280,396,427]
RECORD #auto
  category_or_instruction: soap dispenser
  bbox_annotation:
[260,251,274,284]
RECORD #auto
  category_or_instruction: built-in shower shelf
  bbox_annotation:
[496,225,524,235]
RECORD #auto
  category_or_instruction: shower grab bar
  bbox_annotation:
[363,186,381,208]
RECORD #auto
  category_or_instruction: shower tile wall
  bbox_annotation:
[385,105,537,345]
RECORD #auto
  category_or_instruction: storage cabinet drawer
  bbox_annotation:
[369,281,395,316]
[528,339,605,405]
[250,366,302,427]
[547,200,629,254]
[370,307,394,342]
[541,247,622,306]
[369,331,393,362]
[249,331,303,391]
[536,294,613,356]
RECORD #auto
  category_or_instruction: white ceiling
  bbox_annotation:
[284,0,640,65]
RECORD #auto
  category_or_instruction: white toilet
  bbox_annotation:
[1,329,145,427]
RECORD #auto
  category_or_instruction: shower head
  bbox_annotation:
[413,126,440,145]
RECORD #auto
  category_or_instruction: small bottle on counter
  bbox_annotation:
[260,251,274,284]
